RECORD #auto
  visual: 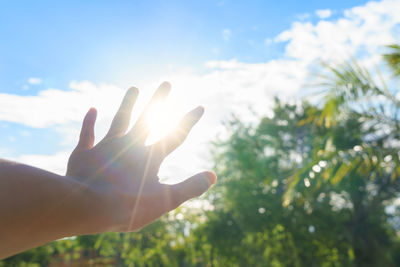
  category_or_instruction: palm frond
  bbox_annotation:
[383,44,400,77]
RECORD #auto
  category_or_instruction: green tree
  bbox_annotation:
[205,100,351,266]
[202,45,400,266]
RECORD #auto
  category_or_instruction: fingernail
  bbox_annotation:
[204,171,217,186]
[157,82,171,98]
[189,106,205,119]
[88,107,97,117]
[85,108,97,123]
[128,87,139,96]
[160,81,171,90]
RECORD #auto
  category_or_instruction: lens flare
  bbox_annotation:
[144,98,182,145]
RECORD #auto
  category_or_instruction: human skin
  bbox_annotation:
[0,82,216,259]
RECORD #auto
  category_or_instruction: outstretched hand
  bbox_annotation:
[67,82,216,232]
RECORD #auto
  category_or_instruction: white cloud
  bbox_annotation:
[0,81,126,128]
[12,151,70,175]
[28,77,42,85]
[264,38,273,45]
[297,13,311,20]
[315,9,332,19]
[1,0,400,181]
[222,28,231,41]
[20,130,31,137]
[276,0,400,66]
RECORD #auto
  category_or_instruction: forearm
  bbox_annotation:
[0,159,107,259]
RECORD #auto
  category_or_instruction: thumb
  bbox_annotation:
[162,171,217,209]
[76,108,97,151]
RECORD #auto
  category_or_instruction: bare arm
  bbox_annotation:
[0,82,216,259]
[0,160,109,258]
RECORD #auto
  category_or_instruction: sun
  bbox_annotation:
[144,97,182,145]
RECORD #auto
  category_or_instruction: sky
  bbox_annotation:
[0,0,400,182]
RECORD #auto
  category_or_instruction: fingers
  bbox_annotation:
[127,82,171,143]
[152,106,204,157]
[76,108,97,151]
[105,87,139,139]
[159,172,217,211]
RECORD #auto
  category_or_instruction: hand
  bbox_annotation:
[66,82,216,232]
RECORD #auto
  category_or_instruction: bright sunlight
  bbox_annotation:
[144,97,183,145]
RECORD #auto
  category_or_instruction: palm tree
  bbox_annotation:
[285,45,400,266]
[384,44,400,76]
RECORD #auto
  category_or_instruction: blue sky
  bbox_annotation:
[0,0,399,178]
[1,0,367,92]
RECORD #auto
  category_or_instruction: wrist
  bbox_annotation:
[67,177,129,234]
[60,176,111,235]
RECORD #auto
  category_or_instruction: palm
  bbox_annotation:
[67,82,216,232]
